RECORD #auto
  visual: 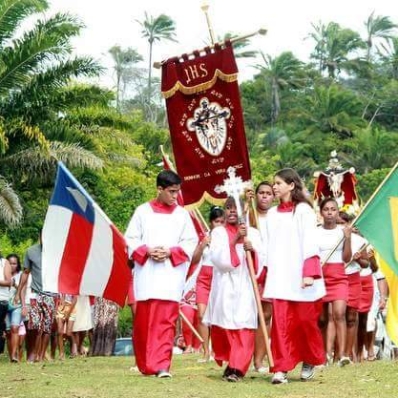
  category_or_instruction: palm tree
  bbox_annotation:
[308,22,366,79]
[108,45,143,111]
[364,12,397,62]
[297,84,364,138]
[379,37,398,79]
[255,51,305,124]
[222,32,258,59]
[0,0,106,225]
[136,13,177,105]
[344,128,398,173]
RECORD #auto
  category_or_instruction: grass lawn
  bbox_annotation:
[0,353,397,398]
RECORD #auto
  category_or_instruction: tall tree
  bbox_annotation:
[136,13,177,106]
[255,51,305,124]
[108,46,143,111]
[364,12,397,62]
[308,22,366,79]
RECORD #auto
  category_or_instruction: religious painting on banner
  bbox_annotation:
[161,41,251,207]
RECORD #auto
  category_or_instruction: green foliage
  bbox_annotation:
[117,306,133,337]
[0,233,33,260]
[356,168,390,201]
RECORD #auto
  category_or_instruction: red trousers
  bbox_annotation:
[133,299,179,375]
[211,326,255,375]
[271,299,325,372]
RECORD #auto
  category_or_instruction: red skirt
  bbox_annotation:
[323,263,348,302]
[358,274,374,313]
[271,299,325,372]
[196,266,213,305]
[347,272,361,310]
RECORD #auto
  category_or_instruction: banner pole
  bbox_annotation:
[154,28,267,69]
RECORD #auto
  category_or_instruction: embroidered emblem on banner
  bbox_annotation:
[187,97,230,156]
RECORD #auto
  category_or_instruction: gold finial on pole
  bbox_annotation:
[201,1,216,45]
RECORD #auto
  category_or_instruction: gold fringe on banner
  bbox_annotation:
[183,190,226,211]
[162,69,238,99]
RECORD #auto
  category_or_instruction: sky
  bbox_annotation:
[45,0,398,88]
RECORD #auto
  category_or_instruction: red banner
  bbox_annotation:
[161,42,251,207]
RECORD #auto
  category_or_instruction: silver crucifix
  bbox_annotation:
[214,167,252,222]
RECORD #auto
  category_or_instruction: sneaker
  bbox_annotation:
[271,371,288,384]
[300,363,315,381]
[338,356,351,367]
[226,373,242,382]
[156,370,172,378]
[172,346,183,354]
[254,366,269,374]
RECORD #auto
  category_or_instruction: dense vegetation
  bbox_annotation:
[1,1,397,262]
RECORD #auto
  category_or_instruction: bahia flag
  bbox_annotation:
[355,162,398,344]
[42,162,130,307]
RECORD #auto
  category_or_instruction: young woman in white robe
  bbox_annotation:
[263,168,326,384]
[203,197,264,382]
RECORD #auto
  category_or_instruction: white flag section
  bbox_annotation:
[42,162,130,306]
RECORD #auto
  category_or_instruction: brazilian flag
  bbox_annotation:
[355,162,398,345]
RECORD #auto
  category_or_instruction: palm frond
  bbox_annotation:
[0,12,84,96]
[0,0,48,46]
[2,58,103,118]
[0,177,23,226]
[9,120,49,150]
[2,141,103,181]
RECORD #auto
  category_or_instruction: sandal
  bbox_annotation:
[367,355,376,361]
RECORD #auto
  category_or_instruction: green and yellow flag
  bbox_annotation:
[375,254,398,346]
[355,162,398,345]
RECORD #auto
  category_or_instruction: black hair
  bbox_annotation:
[320,197,338,211]
[6,253,21,273]
[255,181,273,194]
[156,170,182,188]
[274,168,312,207]
[209,206,224,222]
[339,211,354,223]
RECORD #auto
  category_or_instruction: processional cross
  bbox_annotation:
[214,167,252,222]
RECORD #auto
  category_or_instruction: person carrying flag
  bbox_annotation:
[125,170,198,378]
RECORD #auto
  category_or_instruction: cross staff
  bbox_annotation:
[214,167,274,367]
[214,167,251,221]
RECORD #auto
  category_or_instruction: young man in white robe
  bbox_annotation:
[125,170,198,378]
[203,197,265,382]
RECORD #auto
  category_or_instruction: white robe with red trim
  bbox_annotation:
[263,203,326,302]
[203,225,265,329]
[125,202,198,302]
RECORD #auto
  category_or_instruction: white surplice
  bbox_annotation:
[263,203,326,302]
[125,202,198,302]
[203,225,265,330]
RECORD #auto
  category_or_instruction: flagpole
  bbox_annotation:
[344,243,369,269]
[153,28,267,69]
[322,161,398,266]
[201,1,216,45]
